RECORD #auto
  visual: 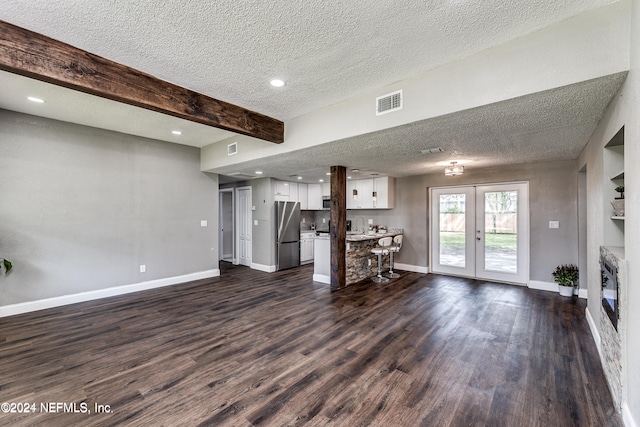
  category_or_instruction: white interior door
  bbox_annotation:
[219,189,234,262]
[237,187,252,267]
[431,182,529,284]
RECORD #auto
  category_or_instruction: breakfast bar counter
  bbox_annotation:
[313,231,401,286]
[345,232,395,284]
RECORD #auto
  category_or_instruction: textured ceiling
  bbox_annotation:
[1,0,618,121]
[0,0,624,182]
[215,73,626,182]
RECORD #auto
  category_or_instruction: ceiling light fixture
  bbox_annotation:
[172,130,182,135]
[270,79,285,87]
[444,162,464,176]
[28,96,45,103]
[297,176,302,180]
[319,179,324,182]
[255,171,263,175]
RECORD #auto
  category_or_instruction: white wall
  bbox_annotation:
[578,0,640,421]
[0,110,220,310]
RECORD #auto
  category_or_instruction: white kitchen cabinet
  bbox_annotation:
[347,179,373,209]
[308,184,322,210]
[298,183,308,210]
[373,176,395,209]
[274,180,290,198]
[300,232,315,263]
[321,182,330,197]
[289,182,298,203]
[346,177,394,209]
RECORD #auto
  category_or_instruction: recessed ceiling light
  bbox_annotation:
[270,79,285,87]
[347,176,352,179]
[172,130,182,135]
[326,172,331,176]
[255,171,263,175]
[297,176,302,180]
[319,179,324,182]
[28,96,45,103]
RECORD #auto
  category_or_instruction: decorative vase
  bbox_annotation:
[611,199,625,216]
[558,285,574,297]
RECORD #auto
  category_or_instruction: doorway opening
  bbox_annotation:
[430,182,529,284]
[219,189,235,263]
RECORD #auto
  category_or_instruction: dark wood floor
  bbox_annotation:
[0,263,621,426]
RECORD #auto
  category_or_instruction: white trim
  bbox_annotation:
[0,269,220,318]
[585,307,601,356]
[623,403,638,427]
[313,273,330,284]
[394,263,429,274]
[528,280,587,299]
[251,263,277,273]
[528,280,559,293]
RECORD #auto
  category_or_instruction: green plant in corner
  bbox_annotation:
[552,264,579,288]
[615,185,624,199]
[1,258,12,275]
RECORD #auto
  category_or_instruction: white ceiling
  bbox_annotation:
[0,0,624,182]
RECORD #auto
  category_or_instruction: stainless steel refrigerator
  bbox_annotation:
[276,201,301,271]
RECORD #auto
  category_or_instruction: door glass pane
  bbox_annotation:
[484,191,517,273]
[439,194,465,267]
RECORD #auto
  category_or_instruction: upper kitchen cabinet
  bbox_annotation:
[308,183,322,210]
[373,176,395,209]
[347,177,394,209]
[298,183,308,210]
[274,180,298,202]
[321,182,330,197]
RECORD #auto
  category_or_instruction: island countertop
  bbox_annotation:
[345,232,397,242]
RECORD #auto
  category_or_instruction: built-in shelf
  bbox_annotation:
[611,171,624,181]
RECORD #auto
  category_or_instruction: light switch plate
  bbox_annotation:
[549,221,559,229]
[200,220,208,227]
[368,219,373,224]
[254,220,259,226]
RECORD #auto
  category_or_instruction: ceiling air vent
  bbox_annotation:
[228,142,238,156]
[376,90,403,116]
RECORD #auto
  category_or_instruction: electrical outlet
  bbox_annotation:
[549,221,559,229]
[368,219,373,224]
[140,265,146,273]
[322,218,326,223]
[200,220,208,227]
[302,218,305,223]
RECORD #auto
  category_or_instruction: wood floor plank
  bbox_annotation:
[0,263,622,426]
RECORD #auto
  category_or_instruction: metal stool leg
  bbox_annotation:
[372,251,389,283]
[387,250,400,279]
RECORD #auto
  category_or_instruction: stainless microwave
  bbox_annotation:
[322,197,330,209]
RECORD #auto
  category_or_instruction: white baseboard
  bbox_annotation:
[623,403,638,427]
[394,263,429,274]
[313,273,330,284]
[585,306,601,356]
[0,269,220,318]
[528,280,558,292]
[528,280,587,299]
[251,263,277,273]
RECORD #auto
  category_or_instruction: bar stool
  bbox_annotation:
[371,236,393,283]
[387,234,403,279]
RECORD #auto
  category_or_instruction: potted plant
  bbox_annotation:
[553,264,578,297]
[611,185,625,216]
[0,258,12,276]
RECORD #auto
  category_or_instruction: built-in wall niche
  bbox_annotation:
[604,126,624,247]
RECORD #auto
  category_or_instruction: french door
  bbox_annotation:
[430,182,529,284]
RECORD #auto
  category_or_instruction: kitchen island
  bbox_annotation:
[313,232,398,285]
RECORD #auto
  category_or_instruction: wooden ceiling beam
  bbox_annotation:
[0,20,284,144]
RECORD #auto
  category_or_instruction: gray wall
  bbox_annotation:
[346,160,579,284]
[0,109,219,306]
[220,177,276,267]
